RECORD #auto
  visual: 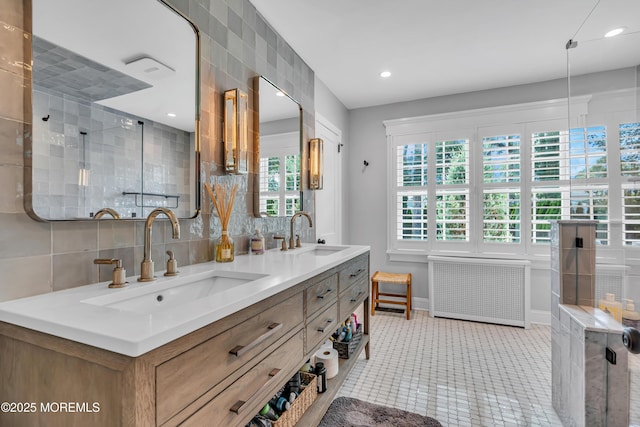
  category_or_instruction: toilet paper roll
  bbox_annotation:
[320,339,333,349]
[312,340,334,365]
[315,348,339,379]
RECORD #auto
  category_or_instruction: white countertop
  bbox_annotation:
[0,244,369,357]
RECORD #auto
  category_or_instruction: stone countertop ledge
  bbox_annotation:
[560,303,625,333]
[0,244,370,357]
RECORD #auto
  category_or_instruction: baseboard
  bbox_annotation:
[407,298,550,325]
[412,297,429,312]
[530,309,551,325]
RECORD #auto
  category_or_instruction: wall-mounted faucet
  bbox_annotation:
[289,211,313,249]
[93,207,120,219]
[139,208,180,282]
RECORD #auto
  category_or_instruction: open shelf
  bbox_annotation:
[295,333,370,426]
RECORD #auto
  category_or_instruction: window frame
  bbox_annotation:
[384,97,597,262]
[258,131,300,217]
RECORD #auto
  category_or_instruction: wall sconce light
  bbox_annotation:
[223,88,248,174]
[309,138,324,190]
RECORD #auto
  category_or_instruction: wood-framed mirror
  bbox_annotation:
[253,76,303,218]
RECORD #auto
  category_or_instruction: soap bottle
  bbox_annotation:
[622,299,640,328]
[251,228,265,255]
[598,293,623,323]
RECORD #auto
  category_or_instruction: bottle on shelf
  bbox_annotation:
[251,228,265,255]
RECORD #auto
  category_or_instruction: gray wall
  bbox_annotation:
[0,0,315,301]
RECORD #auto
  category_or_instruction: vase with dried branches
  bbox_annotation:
[205,182,238,262]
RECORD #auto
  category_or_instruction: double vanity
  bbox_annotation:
[0,244,370,427]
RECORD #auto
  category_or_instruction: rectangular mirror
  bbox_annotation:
[254,76,303,218]
[27,0,200,220]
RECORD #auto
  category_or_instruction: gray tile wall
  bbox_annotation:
[0,0,315,301]
[32,87,194,219]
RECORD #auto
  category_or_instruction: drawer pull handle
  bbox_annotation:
[350,291,365,302]
[350,268,365,278]
[230,368,281,414]
[317,319,334,333]
[229,323,283,357]
[316,288,333,299]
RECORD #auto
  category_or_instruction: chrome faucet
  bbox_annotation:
[93,207,120,219]
[138,208,180,282]
[289,211,313,249]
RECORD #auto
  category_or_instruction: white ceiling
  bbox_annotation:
[250,0,640,110]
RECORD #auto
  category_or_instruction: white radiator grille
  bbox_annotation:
[428,256,530,328]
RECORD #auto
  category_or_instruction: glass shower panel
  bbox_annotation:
[139,121,195,218]
[568,1,640,425]
[85,122,144,219]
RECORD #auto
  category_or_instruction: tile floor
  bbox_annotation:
[336,311,564,426]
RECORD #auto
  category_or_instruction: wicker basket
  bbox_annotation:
[333,323,363,359]
[272,372,317,427]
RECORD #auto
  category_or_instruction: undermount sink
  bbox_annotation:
[285,245,348,256]
[81,271,267,315]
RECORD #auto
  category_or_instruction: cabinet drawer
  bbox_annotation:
[181,331,304,427]
[338,255,368,294]
[306,302,338,353]
[156,293,303,425]
[339,275,368,322]
[306,274,338,318]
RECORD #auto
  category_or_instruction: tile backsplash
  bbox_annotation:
[0,0,316,301]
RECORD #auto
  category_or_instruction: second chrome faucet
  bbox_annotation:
[139,208,180,282]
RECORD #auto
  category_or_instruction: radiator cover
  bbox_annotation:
[428,256,531,328]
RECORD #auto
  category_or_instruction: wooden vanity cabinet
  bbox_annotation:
[0,252,370,427]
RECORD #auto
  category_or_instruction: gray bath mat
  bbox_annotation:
[319,397,443,427]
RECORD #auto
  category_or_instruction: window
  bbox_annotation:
[530,130,566,244]
[482,134,521,243]
[620,122,640,176]
[259,133,300,217]
[396,143,428,240]
[386,98,634,260]
[569,126,607,179]
[620,122,640,245]
[435,139,469,241]
[393,136,470,245]
[259,156,280,216]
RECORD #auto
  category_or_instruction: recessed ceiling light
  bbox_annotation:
[167,113,176,117]
[605,27,626,38]
[380,71,391,78]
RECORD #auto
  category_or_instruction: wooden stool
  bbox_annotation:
[371,271,412,320]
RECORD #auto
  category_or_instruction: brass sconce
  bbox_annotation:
[224,88,248,174]
[309,138,324,190]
